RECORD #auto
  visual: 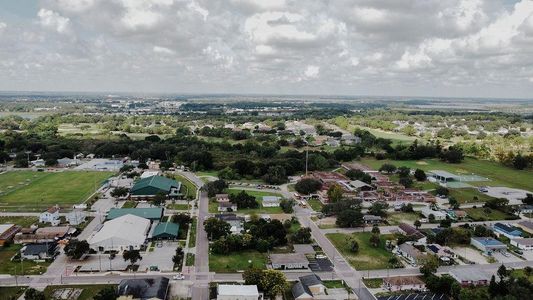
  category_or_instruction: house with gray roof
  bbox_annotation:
[118,277,170,300]
[292,274,325,300]
[270,253,309,270]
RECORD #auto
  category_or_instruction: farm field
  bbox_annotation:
[360,157,533,191]
[209,250,267,272]
[326,232,396,270]
[0,171,113,211]
[208,188,284,214]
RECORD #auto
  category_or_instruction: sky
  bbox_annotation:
[0,0,533,98]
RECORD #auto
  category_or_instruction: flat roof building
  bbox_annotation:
[118,277,169,300]
[217,284,260,300]
[449,269,492,286]
[471,237,507,254]
[270,253,309,270]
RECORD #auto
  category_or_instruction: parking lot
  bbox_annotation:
[138,241,179,272]
[452,247,488,264]
[492,251,523,263]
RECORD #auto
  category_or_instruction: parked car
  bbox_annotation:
[173,273,185,280]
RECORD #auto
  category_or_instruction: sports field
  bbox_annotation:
[360,157,533,192]
[0,171,113,211]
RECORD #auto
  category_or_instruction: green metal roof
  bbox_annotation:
[107,208,163,220]
[131,175,182,195]
[152,222,179,238]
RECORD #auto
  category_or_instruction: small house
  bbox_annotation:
[117,277,170,300]
[420,207,447,221]
[270,253,309,270]
[39,206,60,226]
[363,215,382,225]
[21,242,58,260]
[151,222,179,240]
[218,202,237,212]
[292,274,326,300]
[215,194,230,203]
[66,210,87,226]
[262,196,281,207]
[397,243,426,266]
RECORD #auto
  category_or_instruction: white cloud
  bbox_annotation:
[153,46,175,55]
[37,9,71,34]
[304,65,319,78]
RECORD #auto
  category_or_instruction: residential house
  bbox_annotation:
[66,210,86,226]
[14,226,71,244]
[262,196,281,207]
[39,206,60,226]
[493,223,523,239]
[519,205,533,215]
[341,133,361,145]
[471,237,507,255]
[117,277,170,300]
[325,137,340,147]
[363,215,382,225]
[217,284,261,300]
[270,253,309,270]
[449,269,492,287]
[0,224,21,246]
[21,242,58,260]
[215,214,244,235]
[398,223,425,242]
[420,207,447,221]
[397,243,426,266]
[218,202,237,212]
[30,159,45,167]
[426,244,456,265]
[215,194,230,203]
[383,276,426,292]
[89,214,150,252]
[510,238,533,251]
[348,180,374,192]
[292,274,326,300]
[130,175,182,200]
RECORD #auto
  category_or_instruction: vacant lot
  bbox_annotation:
[465,207,517,221]
[448,188,496,204]
[361,157,533,191]
[326,232,396,270]
[0,171,113,211]
[208,188,284,214]
[386,212,420,225]
[0,244,50,275]
[209,250,267,272]
[307,199,323,212]
[0,216,38,227]
[43,284,116,300]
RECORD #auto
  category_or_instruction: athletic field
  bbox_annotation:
[0,171,113,211]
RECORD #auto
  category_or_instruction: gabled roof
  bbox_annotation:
[118,277,169,299]
[107,208,163,220]
[152,222,179,238]
[299,274,323,287]
[90,214,150,246]
[131,175,181,194]
[22,242,56,256]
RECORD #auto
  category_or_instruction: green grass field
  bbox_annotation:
[208,188,284,214]
[465,207,518,221]
[360,157,533,191]
[307,198,323,212]
[386,212,421,225]
[0,171,113,211]
[189,217,197,247]
[326,232,396,270]
[167,203,190,210]
[0,216,38,227]
[175,174,198,199]
[43,284,116,300]
[0,244,50,275]
[447,188,496,204]
[209,250,267,272]
[121,201,137,208]
[0,286,26,299]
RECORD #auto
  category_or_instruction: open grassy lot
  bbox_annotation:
[0,171,113,211]
[189,217,197,247]
[386,212,421,225]
[511,269,533,283]
[307,198,323,212]
[465,207,518,221]
[360,157,533,191]
[326,232,396,270]
[0,171,48,195]
[447,188,496,204]
[186,253,195,266]
[209,250,267,272]
[175,174,198,199]
[208,188,284,214]
[0,244,50,275]
[0,286,26,299]
[167,203,190,210]
[43,284,116,300]
[0,216,38,227]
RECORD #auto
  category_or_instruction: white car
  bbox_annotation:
[173,273,185,280]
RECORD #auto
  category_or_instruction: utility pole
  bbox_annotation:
[305,141,309,176]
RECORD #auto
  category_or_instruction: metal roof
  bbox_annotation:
[429,170,459,178]
[131,175,182,194]
[152,222,179,238]
[107,207,163,220]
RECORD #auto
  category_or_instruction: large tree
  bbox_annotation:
[259,269,288,298]
[294,178,322,195]
[94,287,117,300]
[336,209,363,228]
[123,250,142,266]
[204,217,231,240]
[64,239,90,260]
[327,184,344,203]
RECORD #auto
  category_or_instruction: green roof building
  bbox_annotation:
[130,175,182,198]
[151,222,179,240]
[107,208,164,221]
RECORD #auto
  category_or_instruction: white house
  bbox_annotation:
[510,238,533,251]
[30,159,45,167]
[420,207,447,221]
[262,196,281,207]
[218,202,237,212]
[88,214,150,252]
[39,206,60,226]
[66,210,86,226]
[217,284,261,300]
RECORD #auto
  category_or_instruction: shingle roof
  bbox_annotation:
[152,222,179,238]
[22,242,56,256]
[131,175,181,194]
[118,277,169,299]
[107,208,163,220]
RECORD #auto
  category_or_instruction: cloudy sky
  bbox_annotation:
[0,0,533,98]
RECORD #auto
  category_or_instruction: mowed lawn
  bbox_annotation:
[0,171,113,211]
[208,188,284,214]
[175,174,198,199]
[0,244,50,275]
[465,207,517,221]
[327,232,396,270]
[0,171,48,195]
[360,157,533,191]
[447,188,496,204]
[209,250,267,272]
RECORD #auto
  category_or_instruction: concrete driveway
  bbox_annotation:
[485,187,531,204]
[138,241,179,272]
[492,251,522,263]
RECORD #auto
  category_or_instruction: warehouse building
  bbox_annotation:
[130,175,182,200]
[89,214,151,252]
[107,207,163,221]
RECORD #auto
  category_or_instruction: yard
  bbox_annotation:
[43,284,116,300]
[360,157,533,191]
[0,244,51,275]
[0,216,38,227]
[208,188,284,214]
[465,207,517,221]
[0,171,113,211]
[175,174,198,200]
[121,201,137,208]
[307,198,324,212]
[209,250,267,272]
[326,232,396,270]
[386,212,421,225]
[0,287,26,299]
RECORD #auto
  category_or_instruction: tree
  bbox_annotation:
[349,239,359,253]
[294,178,322,195]
[172,247,184,267]
[369,201,389,217]
[522,193,533,206]
[369,233,380,247]
[259,269,287,298]
[262,165,288,185]
[171,213,192,230]
[497,264,509,281]
[94,286,117,300]
[152,191,167,206]
[439,218,452,228]
[64,239,90,259]
[513,153,528,170]
[243,268,263,285]
[279,199,295,213]
[205,179,228,197]
[419,254,439,277]
[336,209,364,228]
[345,169,372,184]
[371,224,380,235]
[435,186,449,197]
[24,288,45,300]
[414,220,421,229]
[123,250,142,266]
[448,197,459,209]
[459,287,489,300]
[292,227,312,244]
[204,217,231,240]
[230,191,258,209]
[379,163,397,174]
[440,146,464,163]
[397,166,410,177]
[428,214,436,223]
[327,184,344,203]
[484,197,509,210]
[414,169,427,181]
[399,176,413,188]
[110,187,129,198]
